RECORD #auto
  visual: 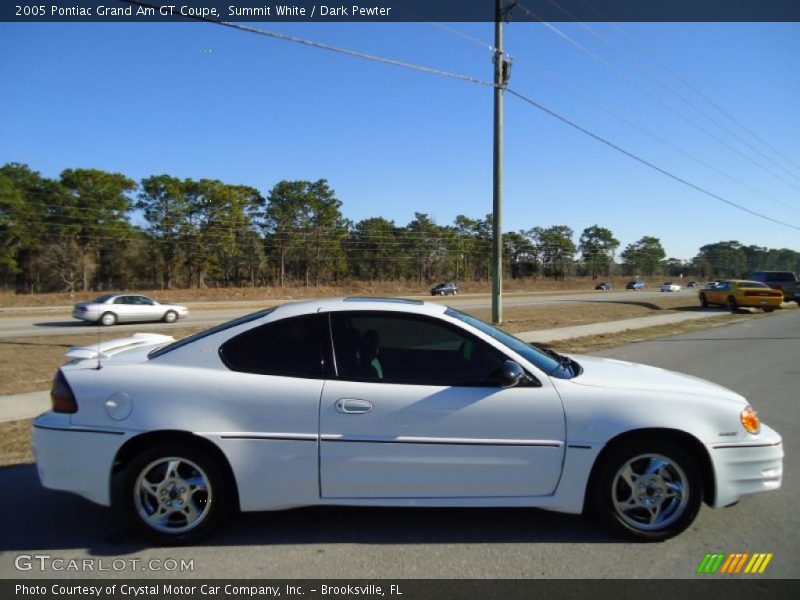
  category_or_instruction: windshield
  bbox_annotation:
[445,308,578,379]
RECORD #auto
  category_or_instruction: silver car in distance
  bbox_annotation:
[72,294,189,326]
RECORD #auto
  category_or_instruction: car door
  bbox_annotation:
[319,310,566,499]
[112,296,136,322]
[213,313,326,508]
[132,295,158,321]
[709,281,729,305]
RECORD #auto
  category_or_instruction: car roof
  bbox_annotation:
[270,297,449,319]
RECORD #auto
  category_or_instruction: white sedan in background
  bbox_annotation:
[36,298,782,544]
[72,294,189,326]
[661,282,682,292]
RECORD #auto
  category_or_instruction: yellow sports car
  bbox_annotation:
[699,279,783,312]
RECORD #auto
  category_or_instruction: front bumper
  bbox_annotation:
[32,412,129,506]
[707,424,783,508]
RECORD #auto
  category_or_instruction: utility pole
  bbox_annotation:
[492,0,509,324]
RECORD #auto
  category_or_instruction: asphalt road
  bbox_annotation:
[0,288,696,338]
[0,309,796,579]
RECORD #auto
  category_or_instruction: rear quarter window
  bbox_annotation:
[219,314,323,378]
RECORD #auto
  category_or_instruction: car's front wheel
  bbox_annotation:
[163,310,178,323]
[726,296,739,312]
[699,293,708,307]
[591,441,702,541]
[123,444,231,545]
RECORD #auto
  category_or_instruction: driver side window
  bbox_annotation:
[330,311,505,386]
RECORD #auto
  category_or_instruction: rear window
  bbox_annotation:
[738,281,768,288]
[149,308,276,359]
[751,272,795,282]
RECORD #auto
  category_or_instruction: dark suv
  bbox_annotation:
[430,282,459,296]
[746,271,798,304]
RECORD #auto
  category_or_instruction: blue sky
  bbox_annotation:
[1,20,798,259]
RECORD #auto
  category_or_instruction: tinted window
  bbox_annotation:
[445,308,575,379]
[330,312,505,386]
[220,314,323,378]
[767,272,795,282]
[92,294,115,303]
[134,296,155,305]
[113,296,132,305]
[149,308,276,359]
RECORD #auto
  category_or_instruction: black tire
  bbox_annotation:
[699,293,708,307]
[726,296,738,312]
[99,312,117,326]
[590,440,703,542]
[120,443,232,545]
[163,310,178,323]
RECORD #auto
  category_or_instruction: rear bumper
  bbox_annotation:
[72,309,101,322]
[707,425,783,508]
[32,412,129,506]
[739,297,784,309]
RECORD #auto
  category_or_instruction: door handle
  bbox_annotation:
[335,398,373,414]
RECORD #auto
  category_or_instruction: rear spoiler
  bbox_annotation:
[65,333,176,360]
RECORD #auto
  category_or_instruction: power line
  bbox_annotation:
[577,0,800,176]
[499,44,798,212]
[505,88,800,232]
[121,1,493,88]
[515,1,800,195]
[117,0,800,233]
[541,0,800,183]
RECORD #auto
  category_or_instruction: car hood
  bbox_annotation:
[564,354,746,404]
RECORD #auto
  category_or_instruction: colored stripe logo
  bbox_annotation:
[696,552,773,574]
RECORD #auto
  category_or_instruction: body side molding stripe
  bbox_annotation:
[33,423,125,436]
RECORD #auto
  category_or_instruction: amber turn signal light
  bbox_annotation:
[740,406,760,435]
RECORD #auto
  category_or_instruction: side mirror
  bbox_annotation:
[498,360,527,388]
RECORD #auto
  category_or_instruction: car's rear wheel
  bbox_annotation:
[163,310,178,323]
[123,444,231,545]
[726,296,739,312]
[699,293,708,307]
[99,312,117,326]
[591,440,702,541]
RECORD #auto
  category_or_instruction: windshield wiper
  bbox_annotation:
[532,344,574,376]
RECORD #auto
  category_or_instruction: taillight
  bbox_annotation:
[51,370,77,413]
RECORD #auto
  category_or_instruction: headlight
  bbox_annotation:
[740,406,760,435]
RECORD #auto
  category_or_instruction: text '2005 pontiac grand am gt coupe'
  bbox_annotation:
[34,298,783,544]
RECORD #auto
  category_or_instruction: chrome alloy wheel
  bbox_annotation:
[611,453,689,532]
[133,457,212,534]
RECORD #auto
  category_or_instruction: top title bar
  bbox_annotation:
[5,0,800,22]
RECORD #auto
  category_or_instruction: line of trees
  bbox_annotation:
[1,163,798,293]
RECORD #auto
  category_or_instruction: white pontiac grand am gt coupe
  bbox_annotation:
[33,298,783,544]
